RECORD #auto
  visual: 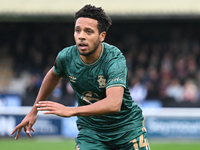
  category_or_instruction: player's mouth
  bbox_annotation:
[78,43,88,50]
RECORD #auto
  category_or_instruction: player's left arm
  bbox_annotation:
[36,86,124,117]
[72,86,124,116]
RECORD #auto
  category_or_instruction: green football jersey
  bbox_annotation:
[54,42,144,133]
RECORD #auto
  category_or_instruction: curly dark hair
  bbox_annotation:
[75,4,112,34]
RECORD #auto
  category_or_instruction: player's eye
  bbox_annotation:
[87,30,92,34]
[76,29,80,33]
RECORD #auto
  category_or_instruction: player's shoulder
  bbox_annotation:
[57,45,77,59]
[59,45,77,55]
[103,42,125,60]
[103,42,120,52]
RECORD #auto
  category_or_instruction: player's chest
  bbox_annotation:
[67,66,107,91]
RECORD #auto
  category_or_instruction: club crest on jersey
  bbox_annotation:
[97,75,106,88]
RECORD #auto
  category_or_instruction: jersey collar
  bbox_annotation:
[79,43,104,66]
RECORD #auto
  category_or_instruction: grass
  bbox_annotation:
[149,140,200,150]
[0,138,76,150]
[1,138,200,150]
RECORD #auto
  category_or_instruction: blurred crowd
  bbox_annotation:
[1,19,200,107]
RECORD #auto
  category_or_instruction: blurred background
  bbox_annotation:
[1,0,200,142]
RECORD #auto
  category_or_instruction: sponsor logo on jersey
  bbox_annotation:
[69,75,76,83]
[81,91,101,104]
[109,77,123,83]
[108,77,123,83]
[97,75,106,88]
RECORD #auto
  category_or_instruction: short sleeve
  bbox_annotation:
[106,56,128,89]
[54,50,68,78]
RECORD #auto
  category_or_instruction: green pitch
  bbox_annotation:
[1,138,200,150]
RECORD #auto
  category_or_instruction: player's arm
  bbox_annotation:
[34,67,62,105]
[36,86,124,117]
[11,67,62,139]
[73,86,124,115]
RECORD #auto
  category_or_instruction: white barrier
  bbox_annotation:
[0,106,56,117]
[142,107,200,117]
[1,107,200,138]
[1,106,200,117]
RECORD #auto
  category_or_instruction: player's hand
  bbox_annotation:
[11,113,36,140]
[36,101,72,117]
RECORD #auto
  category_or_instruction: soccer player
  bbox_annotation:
[11,4,150,150]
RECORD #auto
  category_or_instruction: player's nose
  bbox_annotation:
[78,31,86,40]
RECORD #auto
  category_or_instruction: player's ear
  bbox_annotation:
[100,31,106,42]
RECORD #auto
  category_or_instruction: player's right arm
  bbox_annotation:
[11,67,62,139]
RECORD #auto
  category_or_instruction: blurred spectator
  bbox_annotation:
[165,78,183,103]
[129,76,147,106]
[174,55,187,84]
[159,74,171,101]
[135,66,147,84]
[160,52,173,75]
[60,81,77,106]
[50,82,63,102]
[182,79,199,102]
[195,70,200,89]
[22,74,41,106]
[148,47,160,69]
[145,66,160,100]
[159,55,173,101]
[186,54,197,79]
[137,51,148,69]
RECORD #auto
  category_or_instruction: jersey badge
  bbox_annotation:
[97,75,106,88]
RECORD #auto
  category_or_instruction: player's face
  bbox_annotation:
[74,17,106,56]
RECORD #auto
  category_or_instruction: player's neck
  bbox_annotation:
[80,44,102,64]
